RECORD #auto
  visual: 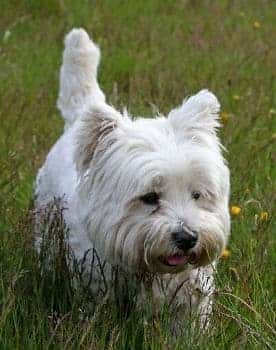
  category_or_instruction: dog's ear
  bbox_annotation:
[168,90,221,137]
[74,103,123,173]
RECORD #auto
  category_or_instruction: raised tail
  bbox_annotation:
[57,28,106,129]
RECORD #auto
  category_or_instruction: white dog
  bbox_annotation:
[35,28,230,329]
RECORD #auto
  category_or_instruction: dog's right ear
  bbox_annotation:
[168,90,221,137]
[74,103,123,173]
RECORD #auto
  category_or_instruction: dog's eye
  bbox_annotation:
[192,191,201,200]
[140,192,160,205]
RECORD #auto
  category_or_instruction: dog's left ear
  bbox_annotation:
[74,103,124,173]
[168,89,221,137]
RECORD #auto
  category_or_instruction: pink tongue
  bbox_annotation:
[166,255,189,266]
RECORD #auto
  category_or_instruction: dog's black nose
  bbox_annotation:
[171,229,198,250]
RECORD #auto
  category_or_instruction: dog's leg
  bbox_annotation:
[57,28,106,130]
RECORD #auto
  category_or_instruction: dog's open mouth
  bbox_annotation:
[160,252,197,267]
[160,254,190,267]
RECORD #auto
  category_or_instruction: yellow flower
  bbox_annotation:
[232,95,240,101]
[269,108,276,115]
[221,249,231,259]
[260,211,269,222]
[221,111,230,123]
[231,206,241,216]
[253,21,261,29]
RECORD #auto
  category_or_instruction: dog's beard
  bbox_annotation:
[97,211,228,274]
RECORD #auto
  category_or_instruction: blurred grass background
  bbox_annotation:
[0,0,275,349]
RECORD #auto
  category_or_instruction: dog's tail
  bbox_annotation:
[57,28,106,129]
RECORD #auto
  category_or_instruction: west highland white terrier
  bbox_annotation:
[35,28,230,330]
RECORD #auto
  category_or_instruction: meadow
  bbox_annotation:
[0,0,275,349]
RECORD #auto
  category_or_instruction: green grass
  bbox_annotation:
[0,0,275,348]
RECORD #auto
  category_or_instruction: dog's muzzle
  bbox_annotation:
[171,229,198,250]
[157,227,198,269]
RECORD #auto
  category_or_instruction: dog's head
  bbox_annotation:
[75,90,230,274]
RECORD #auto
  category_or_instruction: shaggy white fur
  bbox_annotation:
[35,28,230,330]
